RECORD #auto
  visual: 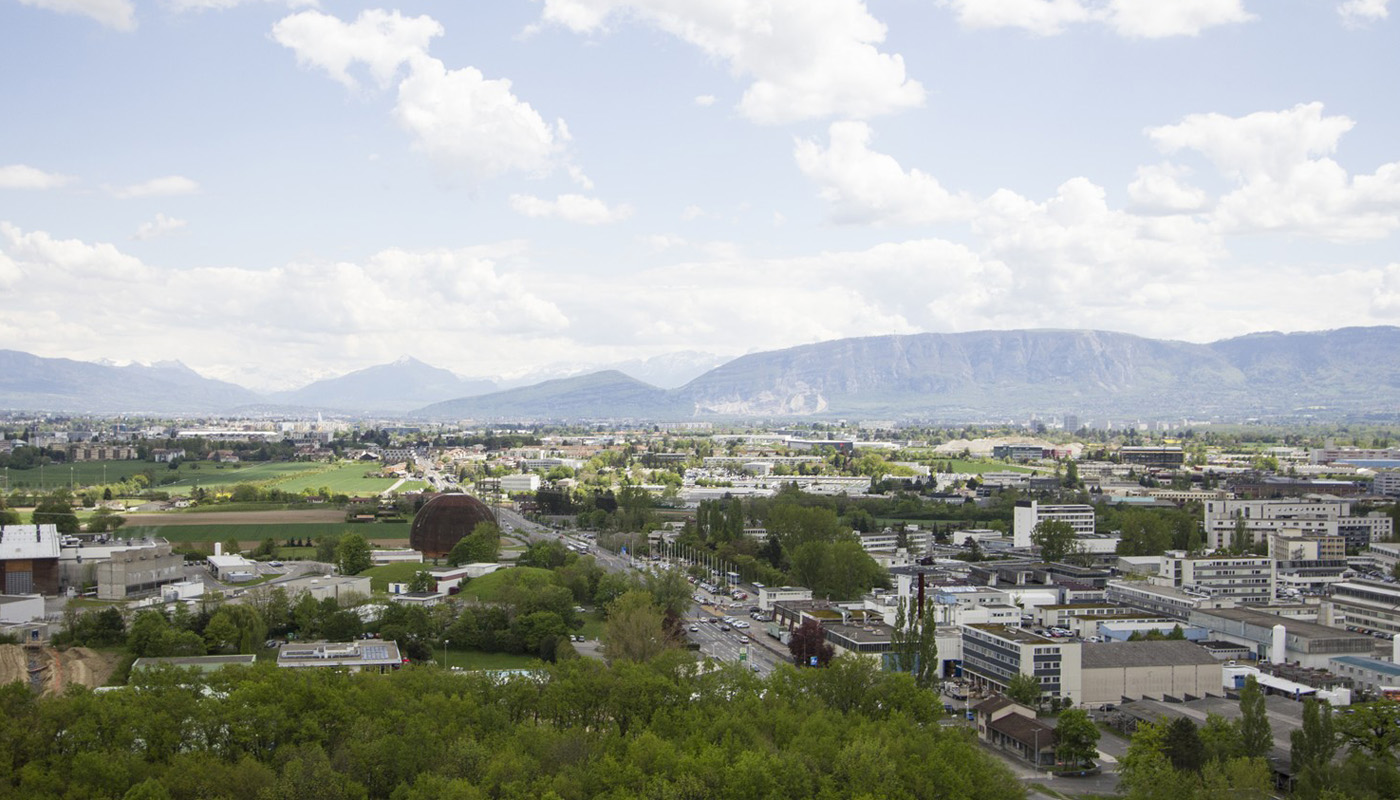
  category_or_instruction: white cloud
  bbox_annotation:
[132,213,188,241]
[16,0,134,30]
[681,205,705,221]
[537,0,924,124]
[1339,0,1389,25]
[694,95,716,107]
[1149,102,1400,240]
[1102,0,1255,38]
[271,9,442,90]
[567,165,594,190]
[109,175,200,199]
[171,0,316,10]
[0,164,76,190]
[794,121,974,224]
[1128,163,1209,212]
[0,222,566,387]
[395,59,564,180]
[941,0,1091,36]
[509,193,634,224]
[941,0,1254,38]
[274,10,565,181]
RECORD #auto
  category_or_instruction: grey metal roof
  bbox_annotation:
[1081,641,1219,669]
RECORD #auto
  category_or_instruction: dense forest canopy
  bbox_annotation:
[0,657,1024,800]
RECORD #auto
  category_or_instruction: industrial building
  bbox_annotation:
[278,575,372,605]
[95,540,184,600]
[0,525,61,595]
[1187,607,1376,669]
[961,624,1083,704]
[276,640,403,673]
[1326,579,1400,637]
[1329,652,1400,697]
[1079,641,1222,707]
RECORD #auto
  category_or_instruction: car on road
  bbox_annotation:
[739,636,750,644]
[721,624,732,631]
[689,625,699,632]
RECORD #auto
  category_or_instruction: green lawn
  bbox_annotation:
[455,567,553,601]
[271,463,404,496]
[576,611,606,640]
[361,562,433,593]
[435,649,545,671]
[121,521,410,545]
[155,462,330,494]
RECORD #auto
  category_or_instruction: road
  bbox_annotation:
[493,506,786,675]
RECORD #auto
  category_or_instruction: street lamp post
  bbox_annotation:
[443,639,450,668]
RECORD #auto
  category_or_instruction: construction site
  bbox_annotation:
[0,644,121,696]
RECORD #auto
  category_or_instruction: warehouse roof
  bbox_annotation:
[1081,641,1219,669]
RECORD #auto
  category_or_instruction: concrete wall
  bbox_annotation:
[1081,663,1222,707]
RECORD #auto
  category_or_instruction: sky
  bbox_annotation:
[1,0,1399,392]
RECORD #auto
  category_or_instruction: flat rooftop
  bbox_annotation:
[1331,655,1400,678]
[1082,641,1218,669]
[1192,607,1374,643]
[965,624,1055,644]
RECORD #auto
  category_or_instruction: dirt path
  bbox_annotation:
[0,645,27,687]
[123,509,348,526]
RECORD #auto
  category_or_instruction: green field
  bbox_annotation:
[5,458,412,498]
[436,649,545,671]
[456,567,553,601]
[156,462,335,494]
[122,521,410,546]
[361,562,432,592]
[267,463,403,496]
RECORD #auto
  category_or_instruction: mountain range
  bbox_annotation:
[4,327,1400,421]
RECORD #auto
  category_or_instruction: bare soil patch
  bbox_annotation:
[123,509,347,526]
[0,645,28,687]
[39,647,122,695]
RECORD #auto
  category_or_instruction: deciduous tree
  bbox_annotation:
[1031,519,1076,563]
[335,533,372,575]
[788,618,834,668]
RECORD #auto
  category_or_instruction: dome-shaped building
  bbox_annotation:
[409,493,497,558]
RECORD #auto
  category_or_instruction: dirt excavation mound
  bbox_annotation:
[0,645,28,687]
[28,647,123,696]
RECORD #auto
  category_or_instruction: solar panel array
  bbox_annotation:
[361,645,389,661]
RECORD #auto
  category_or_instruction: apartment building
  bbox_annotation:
[1202,498,1392,550]
[1012,501,1096,548]
[961,624,1082,704]
[1119,446,1185,469]
[1372,471,1400,498]
[858,527,932,555]
[1326,579,1400,638]
[1159,550,1275,604]
[1269,532,1349,592]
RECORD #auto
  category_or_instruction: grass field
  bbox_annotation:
[456,567,553,601]
[5,458,410,498]
[270,463,402,496]
[361,562,432,592]
[121,521,410,546]
[436,649,545,671]
[155,462,333,494]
